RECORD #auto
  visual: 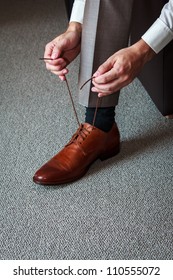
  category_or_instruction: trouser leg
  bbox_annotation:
[79,0,135,108]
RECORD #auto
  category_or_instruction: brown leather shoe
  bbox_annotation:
[33,122,120,185]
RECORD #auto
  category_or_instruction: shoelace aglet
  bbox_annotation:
[39,57,54,61]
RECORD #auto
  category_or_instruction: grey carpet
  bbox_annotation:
[0,0,173,260]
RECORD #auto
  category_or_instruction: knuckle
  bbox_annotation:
[107,85,114,92]
[45,42,51,51]
[98,65,105,72]
[117,66,125,75]
[101,76,108,84]
[123,74,131,83]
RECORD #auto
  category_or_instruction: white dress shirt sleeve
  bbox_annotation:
[142,0,173,53]
[70,0,86,24]
[69,0,173,52]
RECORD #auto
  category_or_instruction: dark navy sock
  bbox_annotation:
[85,106,115,132]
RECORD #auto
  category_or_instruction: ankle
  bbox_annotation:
[85,107,115,132]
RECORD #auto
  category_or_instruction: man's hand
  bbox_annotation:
[44,22,82,80]
[91,39,156,97]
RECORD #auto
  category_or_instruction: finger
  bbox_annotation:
[44,42,56,59]
[44,41,62,60]
[93,68,119,86]
[51,45,61,60]
[91,86,113,95]
[93,57,114,78]
[59,75,66,81]
[91,76,125,94]
[45,60,67,71]
[92,77,130,97]
[92,76,116,92]
[50,68,69,77]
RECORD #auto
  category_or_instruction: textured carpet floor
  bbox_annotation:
[0,0,173,260]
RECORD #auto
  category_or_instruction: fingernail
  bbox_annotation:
[59,76,65,81]
[91,87,96,92]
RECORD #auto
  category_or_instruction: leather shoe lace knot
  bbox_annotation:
[66,124,95,146]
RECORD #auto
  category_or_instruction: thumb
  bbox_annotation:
[50,40,65,60]
[51,46,61,59]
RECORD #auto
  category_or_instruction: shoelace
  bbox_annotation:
[40,57,101,135]
[67,124,91,146]
[65,76,102,145]
[66,76,102,146]
[65,76,101,127]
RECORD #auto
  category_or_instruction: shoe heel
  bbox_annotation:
[100,145,120,161]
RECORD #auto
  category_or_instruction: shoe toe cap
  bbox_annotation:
[33,164,60,185]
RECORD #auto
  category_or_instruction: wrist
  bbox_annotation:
[133,39,156,63]
[67,22,82,34]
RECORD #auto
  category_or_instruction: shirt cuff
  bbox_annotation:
[70,0,85,24]
[142,18,173,53]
